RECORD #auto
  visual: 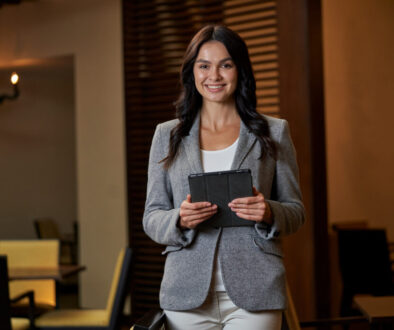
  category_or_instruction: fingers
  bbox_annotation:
[180,211,216,229]
[230,206,265,222]
[180,205,217,220]
[179,195,217,229]
[229,187,266,223]
[230,206,265,217]
[228,194,264,208]
[229,202,264,209]
[181,195,212,211]
[231,209,265,222]
[229,186,264,205]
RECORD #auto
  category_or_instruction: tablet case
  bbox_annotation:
[188,169,254,228]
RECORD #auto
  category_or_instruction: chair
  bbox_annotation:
[331,220,368,231]
[34,218,80,295]
[0,240,60,314]
[34,218,78,265]
[335,228,394,316]
[131,281,368,330]
[34,247,132,330]
[0,255,36,330]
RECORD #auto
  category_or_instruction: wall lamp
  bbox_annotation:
[0,72,20,104]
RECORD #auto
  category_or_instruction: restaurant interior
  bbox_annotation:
[0,0,393,329]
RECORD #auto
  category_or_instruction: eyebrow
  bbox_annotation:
[195,57,233,64]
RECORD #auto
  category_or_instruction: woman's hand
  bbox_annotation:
[228,187,272,225]
[179,194,217,229]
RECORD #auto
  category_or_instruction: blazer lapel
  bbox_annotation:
[182,113,257,172]
[182,112,203,173]
[231,120,257,169]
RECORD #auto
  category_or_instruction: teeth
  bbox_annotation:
[207,85,224,89]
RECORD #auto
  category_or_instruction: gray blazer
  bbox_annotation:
[143,113,305,311]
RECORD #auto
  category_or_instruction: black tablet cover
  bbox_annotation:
[188,169,254,227]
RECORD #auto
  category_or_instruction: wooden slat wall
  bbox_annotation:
[223,0,280,115]
[123,0,280,319]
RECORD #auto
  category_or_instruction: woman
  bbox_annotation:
[143,25,305,330]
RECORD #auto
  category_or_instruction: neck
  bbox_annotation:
[200,100,239,131]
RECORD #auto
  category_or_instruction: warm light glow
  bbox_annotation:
[11,72,19,85]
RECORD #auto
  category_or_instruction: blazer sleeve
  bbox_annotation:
[143,124,196,246]
[255,119,305,240]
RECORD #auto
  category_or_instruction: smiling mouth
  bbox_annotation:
[205,84,226,92]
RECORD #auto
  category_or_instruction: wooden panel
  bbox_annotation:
[224,0,280,115]
[277,0,329,320]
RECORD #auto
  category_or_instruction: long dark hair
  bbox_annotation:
[162,25,276,168]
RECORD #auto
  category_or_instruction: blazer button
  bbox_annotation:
[274,231,280,238]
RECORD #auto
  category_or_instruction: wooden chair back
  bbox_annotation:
[336,228,393,315]
[0,255,32,330]
[0,255,12,330]
[107,247,132,330]
[34,218,61,239]
[0,239,59,308]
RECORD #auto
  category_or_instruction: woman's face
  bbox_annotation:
[193,41,238,105]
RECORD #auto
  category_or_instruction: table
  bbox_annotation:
[8,264,86,281]
[354,295,394,329]
[9,264,86,308]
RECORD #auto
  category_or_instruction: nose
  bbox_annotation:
[209,67,222,81]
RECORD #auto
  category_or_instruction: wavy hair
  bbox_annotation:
[161,25,276,168]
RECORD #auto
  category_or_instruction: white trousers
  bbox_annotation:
[164,291,282,330]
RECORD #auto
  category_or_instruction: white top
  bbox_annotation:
[201,137,239,172]
[201,137,239,291]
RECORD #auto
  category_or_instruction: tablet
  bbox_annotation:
[188,169,254,228]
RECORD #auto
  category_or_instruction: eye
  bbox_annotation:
[222,62,233,69]
[198,64,209,69]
